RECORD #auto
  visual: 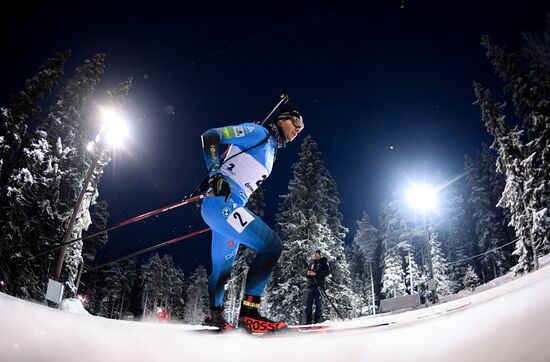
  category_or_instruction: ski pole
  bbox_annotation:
[317,283,344,320]
[260,93,289,125]
[86,227,211,272]
[31,192,211,259]
[187,93,289,199]
[304,260,344,320]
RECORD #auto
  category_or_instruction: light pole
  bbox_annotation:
[406,184,438,303]
[368,261,376,315]
[396,241,415,295]
[53,154,101,281]
[423,225,437,303]
[53,106,128,282]
[408,250,414,293]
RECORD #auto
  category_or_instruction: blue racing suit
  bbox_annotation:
[200,123,282,307]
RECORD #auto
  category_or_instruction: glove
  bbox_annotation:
[209,173,231,201]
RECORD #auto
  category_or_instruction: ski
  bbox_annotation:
[280,321,392,336]
[183,321,392,336]
[184,300,473,336]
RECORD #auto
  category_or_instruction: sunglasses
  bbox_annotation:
[288,116,304,130]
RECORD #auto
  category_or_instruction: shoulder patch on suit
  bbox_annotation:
[221,127,235,139]
[234,126,245,137]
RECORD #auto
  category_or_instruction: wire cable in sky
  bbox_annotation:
[189,2,393,66]
[154,0,403,81]
[445,238,518,267]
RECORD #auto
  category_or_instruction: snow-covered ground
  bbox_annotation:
[1,262,550,362]
[57,298,90,315]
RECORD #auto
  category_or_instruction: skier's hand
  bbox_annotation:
[307,271,317,276]
[209,173,231,201]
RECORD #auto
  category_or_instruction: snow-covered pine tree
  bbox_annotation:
[347,243,368,314]
[348,212,380,315]
[522,15,550,84]
[98,263,123,317]
[2,58,132,299]
[163,259,185,320]
[222,186,263,324]
[72,201,110,308]
[142,254,185,320]
[0,54,107,298]
[0,51,69,187]
[59,77,133,295]
[83,267,105,316]
[379,199,407,299]
[479,144,516,253]
[320,171,357,319]
[81,201,110,267]
[353,213,380,266]
[519,24,550,255]
[476,22,550,270]
[484,144,514,240]
[401,241,423,296]
[245,185,265,218]
[473,83,536,274]
[183,265,209,325]
[91,258,138,319]
[265,136,329,324]
[0,52,69,289]
[265,136,351,324]
[97,260,136,319]
[118,258,138,319]
[428,231,453,297]
[465,148,509,281]
[462,265,481,291]
[222,244,250,324]
[436,182,474,291]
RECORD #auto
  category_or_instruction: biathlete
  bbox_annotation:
[200,109,304,333]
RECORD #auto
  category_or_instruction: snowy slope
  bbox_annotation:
[1,264,550,362]
[57,298,90,315]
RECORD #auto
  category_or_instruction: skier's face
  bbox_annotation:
[313,252,321,260]
[277,118,303,142]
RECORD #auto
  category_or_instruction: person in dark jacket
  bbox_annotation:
[305,250,330,324]
[129,271,145,320]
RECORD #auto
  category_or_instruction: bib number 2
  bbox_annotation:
[227,207,254,233]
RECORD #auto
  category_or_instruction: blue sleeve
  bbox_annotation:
[201,123,268,173]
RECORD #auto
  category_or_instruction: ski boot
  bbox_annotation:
[203,306,233,331]
[238,295,287,334]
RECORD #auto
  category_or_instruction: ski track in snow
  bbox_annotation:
[1,263,550,361]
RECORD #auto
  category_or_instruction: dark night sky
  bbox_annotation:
[1,1,548,274]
